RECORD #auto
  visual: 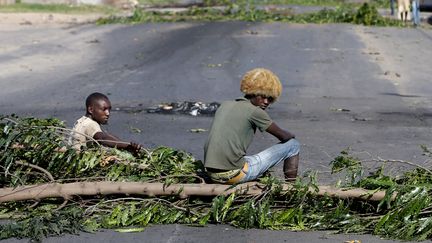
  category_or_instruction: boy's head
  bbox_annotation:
[85,92,111,124]
[240,68,282,103]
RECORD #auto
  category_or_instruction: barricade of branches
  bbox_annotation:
[0,115,202,187]
[2,115,432,242]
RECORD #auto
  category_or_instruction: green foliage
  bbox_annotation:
[370,0,390,8]
[3,116,432,241]
[0,115,202,187]
[141,0,386,8]
[290,2,392,26]
[98,2,403,27]
[251,0,345,6]
[332,148,432,240]
[374,186,431,240]
[0,206,84,242]
[353,3,381,25]
[330,149,363,185]
[357,166,395,190]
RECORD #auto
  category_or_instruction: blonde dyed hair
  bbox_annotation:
[240,68,282,101]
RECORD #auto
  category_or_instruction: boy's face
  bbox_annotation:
[250,95,274,110]
[88,98,111,124]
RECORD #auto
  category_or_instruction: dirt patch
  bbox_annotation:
[0,12,105,26]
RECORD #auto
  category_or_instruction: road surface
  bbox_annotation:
[1,13,432,242]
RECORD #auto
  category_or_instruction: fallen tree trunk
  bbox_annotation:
[0,181,395,203]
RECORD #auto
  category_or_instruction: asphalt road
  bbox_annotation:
[1,17,432,242]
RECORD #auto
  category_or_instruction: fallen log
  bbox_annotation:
[0,181,395,203]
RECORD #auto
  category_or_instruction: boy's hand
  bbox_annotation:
[126,142,142,156]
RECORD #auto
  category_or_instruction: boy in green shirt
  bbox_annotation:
[204,68,300,184]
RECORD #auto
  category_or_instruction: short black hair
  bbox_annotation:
[85,92,109,108]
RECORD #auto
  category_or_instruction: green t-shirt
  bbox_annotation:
[204,97,273,170]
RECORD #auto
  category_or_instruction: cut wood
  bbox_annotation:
[0,181,395,203]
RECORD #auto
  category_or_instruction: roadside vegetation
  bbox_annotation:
[97,1,403,26]
[140,0,389,8]
[2,116,432,242]
[0,0,402,26]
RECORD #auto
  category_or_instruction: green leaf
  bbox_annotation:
[114,227,145,233]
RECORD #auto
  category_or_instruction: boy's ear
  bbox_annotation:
[87,105,94,115]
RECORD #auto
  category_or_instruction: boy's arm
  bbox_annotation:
[93,132,141,154]
[266,122,295,143]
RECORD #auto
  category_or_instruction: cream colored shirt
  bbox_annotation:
[71,116,102,150]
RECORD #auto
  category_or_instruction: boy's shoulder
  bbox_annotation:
[220,98,265,115]
[73,116,99,129]
[222,97,249,106]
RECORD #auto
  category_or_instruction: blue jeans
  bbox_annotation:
[412,0,420,26]
[390,0,395,16]
[240,139,300,182]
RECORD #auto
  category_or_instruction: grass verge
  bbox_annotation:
[0,3,118,14]
[98,2,404,27]
[139,0,389,8]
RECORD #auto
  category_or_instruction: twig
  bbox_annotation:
[100,155,149,169]
[361,157,432,174]
[49,126,102,149]
[114,159,149,170]
[145,175,206,184]
[2,117,18,124]
[84,197,198,216]
[154,198,199,216]
[54,199,69,211]
[256,190,270,203]
[3,118,103,151]
[4,121,102,152]
[72,137,151,156]
[419,210,432,216]
[84,197,155,215]
[0,170,25,185]
[360,215,383,220]
[29,200,40,208]
[15,160,54,182]
[320,148,334,160]
[56,176,108,182]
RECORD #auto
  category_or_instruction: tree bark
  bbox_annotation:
[0,181,395,203]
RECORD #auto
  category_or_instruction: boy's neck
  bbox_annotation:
[85,114,98,123]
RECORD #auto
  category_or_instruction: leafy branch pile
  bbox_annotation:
[2,116,432,242]
[97,2,404,27]
[0,115,201,187]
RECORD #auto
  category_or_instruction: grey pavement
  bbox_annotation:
[0,224,412,243]
[1,15,432,243]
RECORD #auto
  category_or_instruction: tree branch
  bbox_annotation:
[15,160,54,182]
[0,181,395,203]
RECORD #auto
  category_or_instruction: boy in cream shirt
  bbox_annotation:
[71,92,141,154]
